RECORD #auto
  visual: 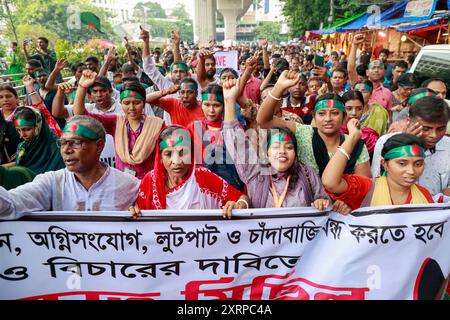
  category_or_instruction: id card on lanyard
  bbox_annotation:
[124,119,144,177]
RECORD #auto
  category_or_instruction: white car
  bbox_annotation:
[409,44,450,134]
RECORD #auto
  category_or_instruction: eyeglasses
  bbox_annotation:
[56,139,91,149]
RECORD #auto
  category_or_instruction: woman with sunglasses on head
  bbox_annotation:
[322,120,433,210]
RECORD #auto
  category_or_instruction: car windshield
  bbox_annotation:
[413,50,450,99]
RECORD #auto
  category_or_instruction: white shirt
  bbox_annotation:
[65,99,123,116]
[371,133,450,196]
[0,164,140,220]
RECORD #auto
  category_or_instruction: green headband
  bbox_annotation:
[170,63,189,72]
[355,83,373,93]
[120,90,145,101]
[407,91,436,105]
[14,118,36,127]
[220,68,238,79]
[384,145,425,161]
[158,66,167,76]
[299,72,307,81]
[62,123,100,140]
[180,83,197,91]
[369,60,385,69]
[398,82,413,88]
[314,99,346,114]
[159,136,191,150]
[268,133,293,148]
[202,93,224,103]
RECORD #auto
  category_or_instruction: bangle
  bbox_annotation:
[268,91,282,101]
[236,199,249,209]
[78,83,88,90]
[337,147,350,161]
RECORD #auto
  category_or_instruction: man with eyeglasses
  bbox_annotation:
[0,116,140,220]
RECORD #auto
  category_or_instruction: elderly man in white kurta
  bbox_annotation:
[0,116,140,220]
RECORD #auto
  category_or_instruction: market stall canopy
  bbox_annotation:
[310,12,366,35]
[339,1,409,31]
[394,10,449,32]
[380,0,439,27]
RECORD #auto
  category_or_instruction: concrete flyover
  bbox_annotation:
[194,0,253,44]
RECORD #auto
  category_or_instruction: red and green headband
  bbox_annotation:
[201,93,224,103]
[180,83,197,92]
[368,60,385,69]
[384,145,425,160]
[159,135,191,150]
[62,123,100,140]
[170,63,189,72]
[220,68,239,79]
[14,118,36,127]
[120,90,145,101]
[314,99,346,114]
[355,83,373,93]
[268,132,293,148]
[407,91,436,105]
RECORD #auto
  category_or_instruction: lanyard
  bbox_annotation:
[270,175,291,208]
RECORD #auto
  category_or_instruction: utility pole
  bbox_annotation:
[328,0,335,24]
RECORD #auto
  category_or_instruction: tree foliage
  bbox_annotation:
[133,1,167,20]
[255,21,288,43]
[170,3,190,20]
[0,0,116,46]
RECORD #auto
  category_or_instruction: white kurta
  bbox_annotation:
[0,164,140,220]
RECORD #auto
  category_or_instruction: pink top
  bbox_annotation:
[244,76,262,104]
[85,112,153,179]
[369,85,393,111]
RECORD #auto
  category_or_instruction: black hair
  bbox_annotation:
[339,61,348,70]
[342,90,364,106]
[330,51,338,57]
[359,54,371,66]
[37,37,49,45]
[307,77,322,86]
[332,67,348,78]
[85,56,99,65]
[0,84,19,98]
[201,83,223,99]
[12,42,17,46]
[407,54,416,65]
[267,127,299,191]
[421,78,448,91]
[239,54,251,64]
[409,96,450,124]
[122,76,140,83]
[306,54,314,62]
[70,62,85,73]
[382,133,426,159]
[396,72,417,88]
[379,48,390,56]
[180,77,198,91]
[13,107,36,123]
[408,87,436,104]
[356,64,368,77]
[26,59,42,69]
[120,81,146,99]
[394,60,408,70]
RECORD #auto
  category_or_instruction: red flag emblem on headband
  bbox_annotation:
[410,145,421,156]
[68,123,79,133]
[326,100,334,108]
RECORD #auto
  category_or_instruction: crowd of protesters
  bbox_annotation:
[0,27,449,220]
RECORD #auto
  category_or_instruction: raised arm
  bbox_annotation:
[321,118,362,194]
[45,58,67,91]
[52,82,73,119]
[145,84,179,106]
[73,70,97,115]
[260,39,270,70]
[236,52,258,107]
[196,49,214,89]
[123,37,140,72]
[22,40,30,59]
[171,30,182,63]
[348,33,365,87]
[140,26,173,91]
[256,70,298,133]
[98,46,116,77]
[260,63,277,91]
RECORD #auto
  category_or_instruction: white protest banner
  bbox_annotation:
[214,51,238,76]
[0,205,449,300]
